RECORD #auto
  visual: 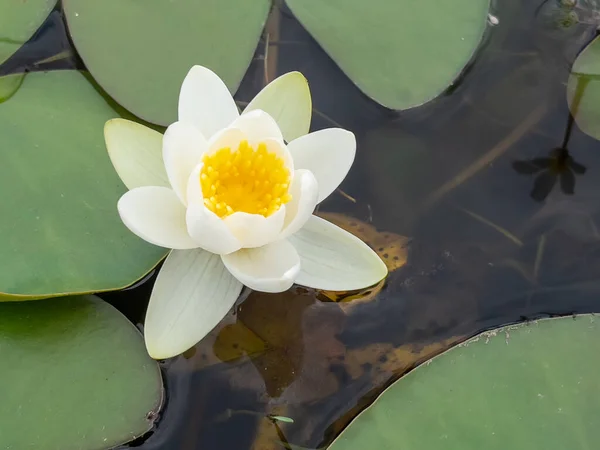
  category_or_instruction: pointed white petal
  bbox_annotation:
[230,109,283,144]
[221,240,300,293]
[224,206,285,248]
[178,65,239,139]
[287,128,356,203]
[118,187,197,249]
[289,215,387,291]
[279,170,318,239]
[244,71,312,142]
[163,121,208,205]
[144,249,243,359]
[104,119,169,190]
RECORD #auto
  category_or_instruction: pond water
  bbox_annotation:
[5,0,600,449]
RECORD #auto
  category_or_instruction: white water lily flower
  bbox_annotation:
[104,66,387,359]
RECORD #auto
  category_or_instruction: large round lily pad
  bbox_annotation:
[285,0,490,110]
[0,295,163,449]
[567,35,600,141]
[0,0,56,66]
[63,0,271,126]
[0,71,167,299]
[329,315,600,449]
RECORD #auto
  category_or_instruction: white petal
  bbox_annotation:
[224,206,285,248]
[163,121,208,205]
[118,187,198,249]
[206,127,246,154]
[104,119,169,190]
[186,203,241,255]
[230,109,283,144]
[144,248,243,359]
[221,240,300,293]
[178,65,239,139]
[279,170,318,239]
[244,71,312,142]
[287,128,356,203]
[289,215,387,291]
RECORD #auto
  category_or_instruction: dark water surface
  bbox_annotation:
[5,1,600,449]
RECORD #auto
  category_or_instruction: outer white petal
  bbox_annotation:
[230,109,283,144]
[104,119,169,190]
[289,215,387,291]
[244,71,312,142]
[224,206,285,248]
[117,186,198,249]
[185,165,241,255]
[279,170,318,239]
[144,248,243,359]
[287,128,356,203]
[163,121,208,205]
[178,65,239,139]
[221,240,300,293]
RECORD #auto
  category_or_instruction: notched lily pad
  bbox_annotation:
[0,70,167,299]
[63,0,271,125]
[0,295,163,449]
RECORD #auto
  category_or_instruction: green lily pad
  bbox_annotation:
[0,71,167,299]
[285,0,490,110]
[63,0,271,126]
[0,295,163,449]
[567,36,600,141]
[329,315,600,449]
[0,0,56,66]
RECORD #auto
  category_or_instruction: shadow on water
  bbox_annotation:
[4,0,600,448]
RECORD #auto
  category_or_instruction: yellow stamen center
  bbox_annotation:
[200,140,292,218]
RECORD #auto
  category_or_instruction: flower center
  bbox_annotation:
[200,140,292,218]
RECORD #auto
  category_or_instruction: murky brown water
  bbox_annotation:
[5,0,600,449]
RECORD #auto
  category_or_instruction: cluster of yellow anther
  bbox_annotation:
[200,140,292,218]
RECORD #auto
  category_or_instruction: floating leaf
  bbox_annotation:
[329,315,600,449]
[0,0,56,66]
[63,0,271,126]
[285,0,490,109]
[0,71,167,299]
[0,295,163,449]
[567,36,600,141]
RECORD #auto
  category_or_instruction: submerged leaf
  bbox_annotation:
[315,212,408,305]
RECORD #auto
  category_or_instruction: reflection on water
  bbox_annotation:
[513,148,587,201]
[5,0,600,448]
